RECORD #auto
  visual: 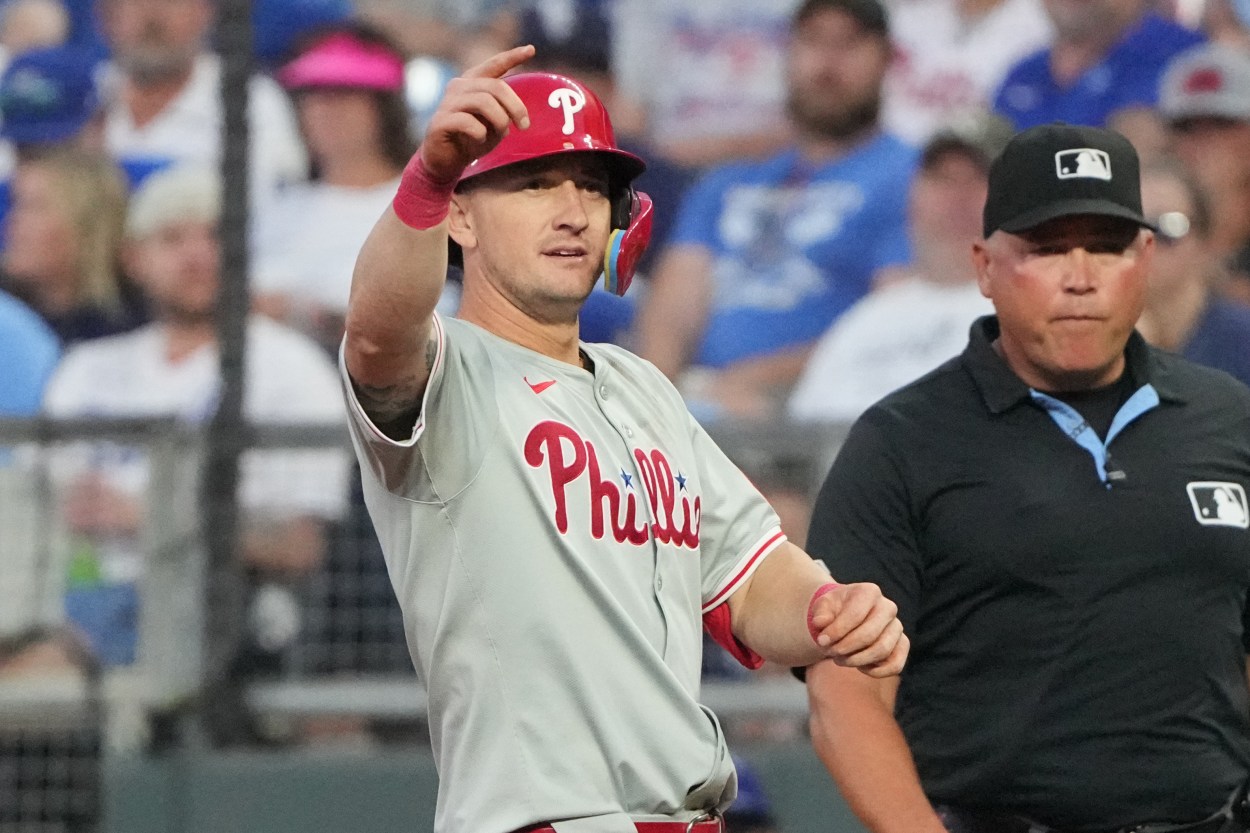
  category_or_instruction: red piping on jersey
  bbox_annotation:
[702,529,786,612]
[409,313,446,440]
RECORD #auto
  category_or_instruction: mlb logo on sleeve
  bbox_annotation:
[1186,482,1249,529]
[1055,148,1112,181]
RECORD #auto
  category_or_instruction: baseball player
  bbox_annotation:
[340,45,909,833]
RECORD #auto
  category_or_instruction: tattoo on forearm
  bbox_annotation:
[350,331,436,440]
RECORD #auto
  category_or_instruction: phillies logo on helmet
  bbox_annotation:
[547,87,586,136]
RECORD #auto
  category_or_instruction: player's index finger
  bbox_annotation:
[462,45,534,129]
[463,44,536,81]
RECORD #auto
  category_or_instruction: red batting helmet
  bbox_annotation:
[457,72,652,295]
[458,72,645,186]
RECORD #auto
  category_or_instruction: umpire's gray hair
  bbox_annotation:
[125,165,221,240]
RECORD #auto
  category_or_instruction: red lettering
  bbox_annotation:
[680,496,701,548]
[649,451,677,544]
[524,421,587,533]
[634,448,659,519]
[586,443,619,540]
[526,423,698,548]
[635,449,702,548]
[621,491,650,545]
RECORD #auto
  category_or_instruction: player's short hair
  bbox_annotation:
[125,165,220,240]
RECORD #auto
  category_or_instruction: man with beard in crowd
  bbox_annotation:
[635,0,916,422]
[96,0,305,204]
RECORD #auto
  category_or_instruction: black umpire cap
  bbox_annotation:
[982,123,1155,237]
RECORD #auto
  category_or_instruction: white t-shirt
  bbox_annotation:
[788,276,992,423]
[252,178,398,312]
[43,316,350,581]
[251,177,462,319]
[882,0,1053,143]
[103,54,307,204]
[612,0,797,145]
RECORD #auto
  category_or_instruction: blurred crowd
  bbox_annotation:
[2,0,1250,755]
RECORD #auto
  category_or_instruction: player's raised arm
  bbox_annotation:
[343,45,534,437]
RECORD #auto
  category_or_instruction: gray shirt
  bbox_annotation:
[340,314,785,833]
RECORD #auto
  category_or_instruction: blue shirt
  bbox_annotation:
[994,14,1204,129]
[1182,297,1250,389]
[0,289,59,415]
[671,134,915,368]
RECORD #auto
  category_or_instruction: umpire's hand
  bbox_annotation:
[810,583,909,677]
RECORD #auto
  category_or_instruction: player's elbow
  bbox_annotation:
[343,317,429,390]
[342,327,391,388]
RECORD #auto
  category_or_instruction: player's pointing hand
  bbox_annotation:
[809,582,909,678]
[420,45,536,182]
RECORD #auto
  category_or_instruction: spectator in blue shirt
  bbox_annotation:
[0,288,58,415]
[1137,159,1250,389]
[994,0,1202,130]
[635,0,915,421]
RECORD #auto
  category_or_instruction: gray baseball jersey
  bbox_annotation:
[340,314,786,833]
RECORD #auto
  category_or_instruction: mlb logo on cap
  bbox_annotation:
[1186,482,1249,529]
[982,123,1153,236]
[1055,148,1111,181]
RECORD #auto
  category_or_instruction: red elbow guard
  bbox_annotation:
[702,603,764,670]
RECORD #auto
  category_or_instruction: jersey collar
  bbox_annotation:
[963,315,1188,415]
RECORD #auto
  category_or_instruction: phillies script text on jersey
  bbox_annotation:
[525,420,701,548]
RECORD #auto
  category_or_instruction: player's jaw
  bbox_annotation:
[519,241,606,321]
[464,233,606,328]
[510,222,611,314]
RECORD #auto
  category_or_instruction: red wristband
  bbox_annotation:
[806,582,841,644]
[392,153,459,230]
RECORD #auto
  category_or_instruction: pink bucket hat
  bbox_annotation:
[277,32,406,92]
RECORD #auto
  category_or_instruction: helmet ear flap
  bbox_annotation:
[610,184,633,230]
[602,191,653,296]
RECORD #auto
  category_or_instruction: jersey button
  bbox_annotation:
[600,385,609,398]
[625,426,634,438]
[655,576,664,591]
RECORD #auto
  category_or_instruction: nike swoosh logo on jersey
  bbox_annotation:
[525,377,556,394]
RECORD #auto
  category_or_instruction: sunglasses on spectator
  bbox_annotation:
[1151,211,1191,246]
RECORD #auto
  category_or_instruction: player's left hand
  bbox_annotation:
[810,583,909,677]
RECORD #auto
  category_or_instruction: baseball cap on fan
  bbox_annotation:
[276,30,406,92]
[982,123,1154,237]
[1158,43,1250,124]
[922,111,1015,172]
[0,46,100,145]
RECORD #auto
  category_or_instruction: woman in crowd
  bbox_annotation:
[253,20,458,352]
[1,148,142,345]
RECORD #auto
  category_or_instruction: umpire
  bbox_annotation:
[804,122,1250,833]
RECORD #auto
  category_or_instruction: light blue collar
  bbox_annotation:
[1029,384,1160,486]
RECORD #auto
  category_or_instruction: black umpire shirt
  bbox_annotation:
[808,316,1250,831]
